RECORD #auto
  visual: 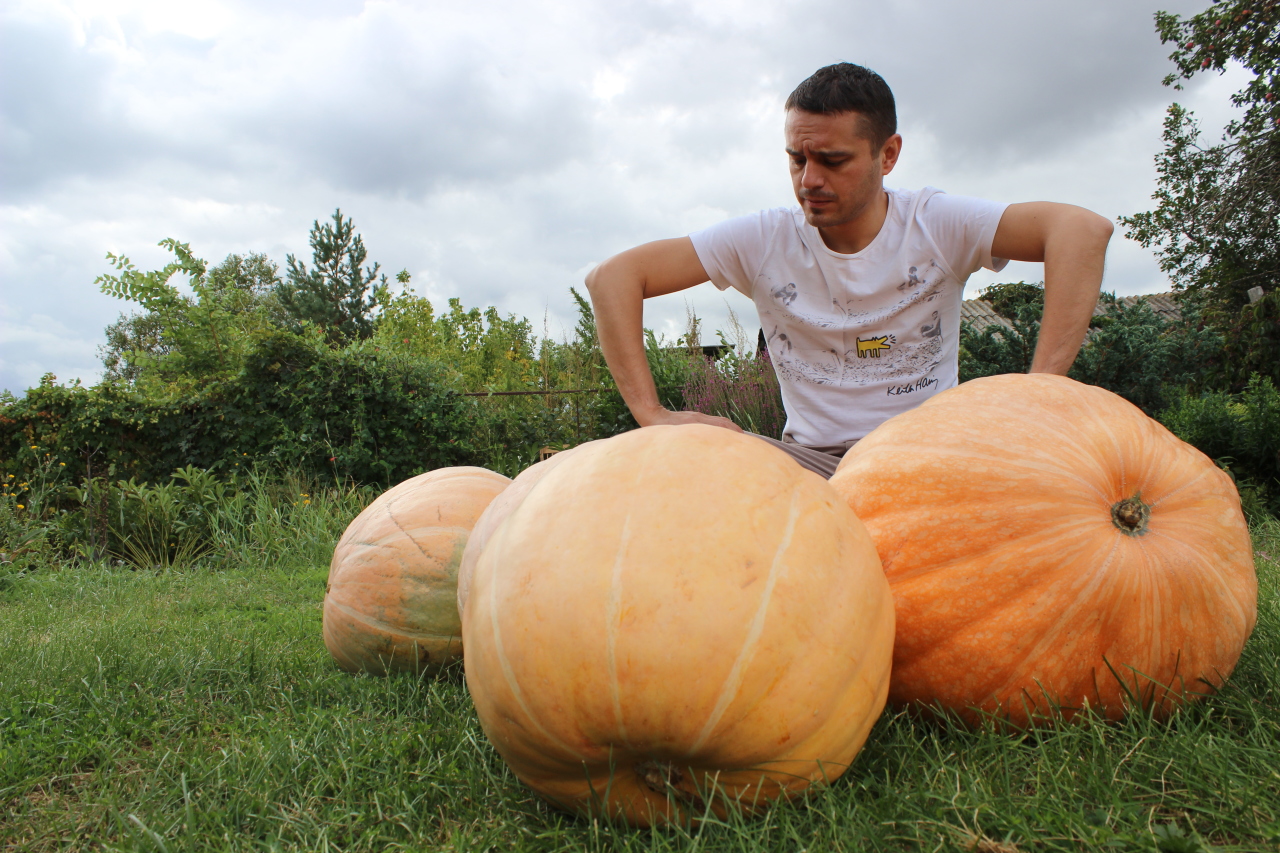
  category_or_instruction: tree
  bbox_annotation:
[97,242,282,390]
[1121,0,1279,387]
[374,290,540,392]
[276,209,387,345]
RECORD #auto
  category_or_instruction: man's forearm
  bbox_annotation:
[1030,210,1113,375]
[584,256,665,425]
[585,238,742,433]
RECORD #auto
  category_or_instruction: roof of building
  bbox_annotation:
[960,293,1181,335]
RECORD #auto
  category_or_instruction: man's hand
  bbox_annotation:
[586,238,743,432]
[991,202,1114,375]
[634,408,745,432]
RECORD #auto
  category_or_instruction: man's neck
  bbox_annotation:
[815,189,890,254]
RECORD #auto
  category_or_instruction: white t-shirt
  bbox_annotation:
[689,187,1008,446]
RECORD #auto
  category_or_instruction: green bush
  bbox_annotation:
[0,331,475,491]
[958,282,1044,380]
[1069,294,1221,413]
[57,466,228,568]
[959,284,1224,415]
[1160,375,1280,519]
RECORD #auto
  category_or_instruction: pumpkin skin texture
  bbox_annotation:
[456,446,582,617]
[462,425,894,826]
[324,466,510,675]
[829,374,1257,727]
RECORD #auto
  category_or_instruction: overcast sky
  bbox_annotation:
[0,0,1248,395]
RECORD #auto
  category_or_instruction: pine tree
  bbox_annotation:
[277,210,385,345]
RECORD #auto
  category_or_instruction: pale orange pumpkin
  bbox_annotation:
[462,425,894,826]
[456,446,582,617]
[829,374,1257,726]
[324,466,510,675]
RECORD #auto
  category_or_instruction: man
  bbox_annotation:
[584,63,1113,478]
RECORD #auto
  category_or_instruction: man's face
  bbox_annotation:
[784,109,900,230]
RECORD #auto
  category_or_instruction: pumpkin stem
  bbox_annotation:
[1111,495,1151,536]
[635,760,700,804]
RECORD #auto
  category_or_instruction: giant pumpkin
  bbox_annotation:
[456,446,582,617]
[324,466,510,675]
[829,374,1257,726]
[462,425,894,826]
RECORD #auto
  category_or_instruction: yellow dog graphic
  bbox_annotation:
[855,335,894,359]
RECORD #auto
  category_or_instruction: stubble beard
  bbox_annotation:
[799,192,864,229]
[799,170,885,230]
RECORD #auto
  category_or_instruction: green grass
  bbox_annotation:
[1,488,1277,852]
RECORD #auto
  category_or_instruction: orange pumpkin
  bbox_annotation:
[829,374,1257,726]
[462,425,894,826]
[324,466,510,675]
[456,446,582,617]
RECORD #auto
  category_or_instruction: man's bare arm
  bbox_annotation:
[990,202,1114,375]
[584,237,742,431]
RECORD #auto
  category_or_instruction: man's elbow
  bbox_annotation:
[1079,209,1114,248]
[584,253,623,299]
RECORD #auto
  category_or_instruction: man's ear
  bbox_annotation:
[880,133,903,175]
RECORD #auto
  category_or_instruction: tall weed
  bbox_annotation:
[681,351,786,439]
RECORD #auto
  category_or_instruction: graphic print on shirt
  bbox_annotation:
[855,335,895,358]
[763,260,948,387]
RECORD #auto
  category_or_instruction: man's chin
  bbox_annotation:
[801,205,846,227]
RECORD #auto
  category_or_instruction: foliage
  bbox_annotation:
[276,210,391,346]
[96,243,284,391]
[1069,294,1223,412]
[55,467,228,569]
[98,310,168,384]
[99,252,286,385]
[958,282,1044,379]
[375,290,540,392]
[375,286,646,473]
[1121,0,1280,387]
[681,349,786,438]
[1160,374,1280,518]
[1202,285,1280,388]
[0,332,475,491]
[959,283,1225,415]
[0,435,72,584]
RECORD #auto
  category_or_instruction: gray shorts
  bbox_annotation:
[748,434,855,480]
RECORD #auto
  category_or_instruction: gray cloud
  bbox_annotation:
[0,14,141,196]
[0,0,1238,395]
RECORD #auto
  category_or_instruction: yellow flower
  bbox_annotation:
[303,499,311,505]
[16,504,24,509]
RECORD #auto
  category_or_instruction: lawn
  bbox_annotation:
[1,484,1277,852]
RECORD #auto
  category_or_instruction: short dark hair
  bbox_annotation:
[785,63,897,148]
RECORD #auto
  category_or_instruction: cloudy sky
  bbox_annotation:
[0,0,1248,395]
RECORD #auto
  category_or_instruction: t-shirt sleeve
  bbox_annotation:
[918,190,1010,278]
[688,210,777,298]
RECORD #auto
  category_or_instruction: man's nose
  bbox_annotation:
[801,162,825,189]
